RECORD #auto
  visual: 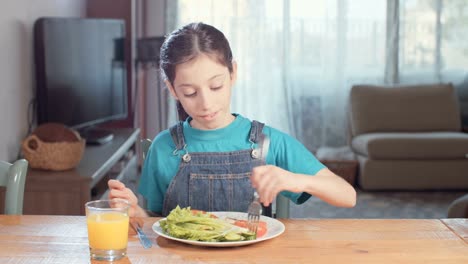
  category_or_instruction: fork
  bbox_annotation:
[247,135,270,237]
[247,191,262,236]
[130,219,152,249]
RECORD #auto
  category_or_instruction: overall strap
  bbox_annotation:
[249,120,265,144]
[249,120,272,217]
[169,121,186,150]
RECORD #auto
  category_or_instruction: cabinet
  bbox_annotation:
[23,128,140,215]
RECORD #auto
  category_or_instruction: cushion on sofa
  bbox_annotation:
[357,156,468,190]
[349,83,461,136]
[351,132,468,159]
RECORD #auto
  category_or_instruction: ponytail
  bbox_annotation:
[176,101,189,121]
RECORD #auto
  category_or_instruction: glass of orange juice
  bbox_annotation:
[85,199,130,261]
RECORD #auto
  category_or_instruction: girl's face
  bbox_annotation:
[166,53,237,130]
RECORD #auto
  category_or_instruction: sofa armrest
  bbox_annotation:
[447,194,468,218]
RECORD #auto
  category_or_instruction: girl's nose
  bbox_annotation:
[198,90,212,110]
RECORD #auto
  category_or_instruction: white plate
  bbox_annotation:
[152,211,285,247]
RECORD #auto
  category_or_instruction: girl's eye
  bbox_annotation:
[184,92,196,98]
[211,86,222,91]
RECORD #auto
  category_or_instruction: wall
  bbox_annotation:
[0,0,85,161]
[144,0,168,139]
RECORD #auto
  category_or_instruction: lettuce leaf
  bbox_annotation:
[159,206,255,242]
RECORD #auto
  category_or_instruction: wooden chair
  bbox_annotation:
[0,159,28,215]
[140,139,289,218]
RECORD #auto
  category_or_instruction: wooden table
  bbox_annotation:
[0,216,467,263]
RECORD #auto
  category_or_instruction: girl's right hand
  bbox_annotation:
[108,179,143,217]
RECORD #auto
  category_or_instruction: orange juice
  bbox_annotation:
[87,212,129,250]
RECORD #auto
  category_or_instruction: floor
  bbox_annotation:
[289,189,466,219]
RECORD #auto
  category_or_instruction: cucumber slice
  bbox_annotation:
[224,232,242,241]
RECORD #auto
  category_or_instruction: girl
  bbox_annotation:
[108,22,356,217]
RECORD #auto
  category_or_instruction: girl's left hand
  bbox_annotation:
[250,165,303,206]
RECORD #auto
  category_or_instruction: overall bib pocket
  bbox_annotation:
[189,172,254,212]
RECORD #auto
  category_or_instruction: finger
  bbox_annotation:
[108,179,126,190]
[251,165,269,178]
[108,189,123,199]
[257,183,272,206]
[256,170,281,206]
[109,189,131,201]
[252,167,270,201]
[109,179,125,189]
[256,180,271,206]
[261,179,279,207]
[255,170,272,192]
[251,165,270,188]
[124,188,138,204]
[112,198,131,209]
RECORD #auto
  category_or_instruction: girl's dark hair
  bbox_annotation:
[159,22,234,121]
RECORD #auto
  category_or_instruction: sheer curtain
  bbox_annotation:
[398,0,468,125]
[166,0,468,152]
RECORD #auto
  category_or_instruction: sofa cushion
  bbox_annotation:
[357,156,468,190]
[349,83,461,136]
[351,132,468,159]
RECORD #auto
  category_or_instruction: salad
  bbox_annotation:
[159,206,267,242]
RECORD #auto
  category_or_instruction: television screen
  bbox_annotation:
[34,17,127,144]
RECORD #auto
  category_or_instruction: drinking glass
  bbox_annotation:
[85,199,130,261]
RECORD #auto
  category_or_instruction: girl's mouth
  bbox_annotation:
[200,111,218,121]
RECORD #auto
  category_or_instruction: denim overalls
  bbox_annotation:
[161,120,271,217]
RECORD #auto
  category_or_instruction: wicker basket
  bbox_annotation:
[21,124,86,171]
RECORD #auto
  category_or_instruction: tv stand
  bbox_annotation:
[80,127,114,145]
[20,128,140,215]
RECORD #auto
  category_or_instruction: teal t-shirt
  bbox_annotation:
[139,114,326,213]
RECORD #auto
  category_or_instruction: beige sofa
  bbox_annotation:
[349,83,468,190]
[448,193,468,218]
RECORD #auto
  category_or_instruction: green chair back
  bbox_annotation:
[275,195,290,218]
[139,139,289,218]
[0,159,28,215]
[140,139,152,160]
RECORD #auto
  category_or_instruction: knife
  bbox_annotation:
[131,220,152,248]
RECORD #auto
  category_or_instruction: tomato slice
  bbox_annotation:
[233,220,267,237]
[190,209,217,218]
[191,209,206,215]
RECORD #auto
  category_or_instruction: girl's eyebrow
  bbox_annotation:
[178,73,225,88]
[208,73,225,80]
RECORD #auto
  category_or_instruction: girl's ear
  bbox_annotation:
[165,80,179,100]
[231,61,238,86]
